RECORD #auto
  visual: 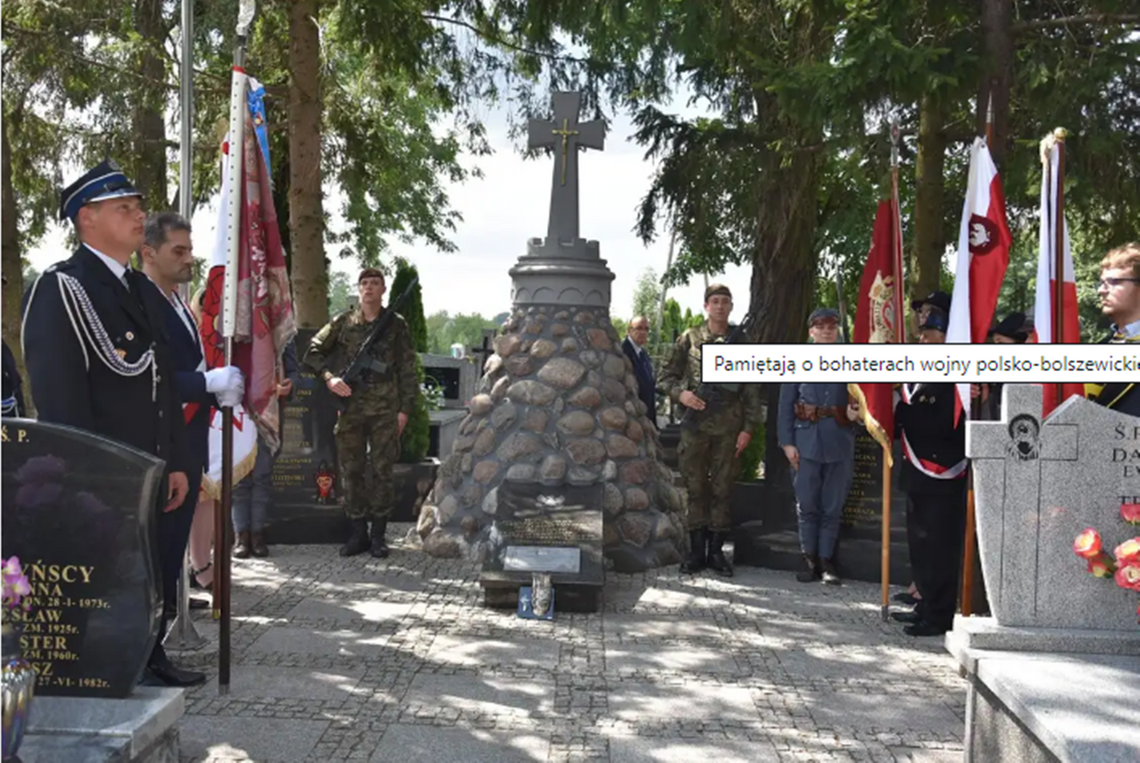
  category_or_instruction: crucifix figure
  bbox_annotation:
[528,92,605,244]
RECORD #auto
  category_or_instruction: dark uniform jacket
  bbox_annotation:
[2,341,25,418]
[1086,331,1140,417]
[22,246,190,474]
[894,383,966,494]
[621,336,657,424]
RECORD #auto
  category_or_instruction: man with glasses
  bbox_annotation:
[621,316,658,429]
[777,307,861,585]
[1087,243,1140,416]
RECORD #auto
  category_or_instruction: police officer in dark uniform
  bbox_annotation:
[2,274,25,418]
[21,160,204,686]
[892,309,968,637]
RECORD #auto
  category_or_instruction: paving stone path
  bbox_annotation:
[172,525,965,762]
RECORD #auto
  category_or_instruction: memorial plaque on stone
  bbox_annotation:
[269,328,344,542]
[1,419,166,698]
[480,481,604,612]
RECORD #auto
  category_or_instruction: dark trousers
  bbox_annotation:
[905,482,967,629]
[151,470,202,663]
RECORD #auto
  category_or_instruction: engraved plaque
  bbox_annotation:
[504,546,582,573]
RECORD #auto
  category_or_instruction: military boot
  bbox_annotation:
[370,519,390,559]
[796,554,820,583]
[679,529,707,574]
[820,557,841,585]
[340,519,371,557]
[706,531,734,577]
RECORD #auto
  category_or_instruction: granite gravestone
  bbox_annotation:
[960,383,1140,652]
[1,419,166,698]
[480,482,604,612]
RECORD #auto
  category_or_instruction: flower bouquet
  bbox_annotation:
[1073,503,1140,624]
[2,556,36,760]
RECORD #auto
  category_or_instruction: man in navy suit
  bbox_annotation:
[621,316,657,428]
[22,161,204,686]
[139,212,243,675]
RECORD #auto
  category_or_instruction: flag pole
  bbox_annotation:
[215,0,256,696]
[890,120,906,347]
[960,94,994,618]
[1051,129,1067,408]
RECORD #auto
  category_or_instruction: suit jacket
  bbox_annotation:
[621,336,657,425]
[21,245,190,476]
[1,341,25,418]
[147,280,212,475]
[777,382,856,464]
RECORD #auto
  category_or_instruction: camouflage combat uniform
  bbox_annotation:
[304,307,417,521]
[659,322,764,533]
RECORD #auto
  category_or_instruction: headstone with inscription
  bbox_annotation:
[480,482,604,612]
[1,419,165,698]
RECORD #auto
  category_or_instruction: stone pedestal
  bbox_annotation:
[19,686,183,762]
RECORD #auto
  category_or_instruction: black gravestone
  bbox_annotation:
[1,419,165,698]
[268,328,346,543]
[480,482,604,612]
[732,385,911,584]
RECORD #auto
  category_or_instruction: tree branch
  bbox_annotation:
[420,14,589,64]
[1012,14,1140,35]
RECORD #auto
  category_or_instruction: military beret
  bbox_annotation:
[808,307,840,326]
[704,283,732,301]
[59,159,143,222]
[989,312,1029,342]
[910,290,951,314]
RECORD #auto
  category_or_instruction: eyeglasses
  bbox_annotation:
[1098,277,1140,289]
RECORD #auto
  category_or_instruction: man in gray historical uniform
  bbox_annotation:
[777,307,861,585]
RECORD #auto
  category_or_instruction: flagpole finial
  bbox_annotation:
[1052,127,1067,141]
[1039,127,1068,164]
[237,0,257,37]
[889,119,900,169]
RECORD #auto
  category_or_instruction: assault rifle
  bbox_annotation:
[678,310,756,432]
[333,275,419,411]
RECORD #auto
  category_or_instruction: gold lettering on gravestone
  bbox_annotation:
[0,426,30,443]
[11,561,111,691]
[1112,423,1140,480]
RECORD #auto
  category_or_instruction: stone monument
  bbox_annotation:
[946,384,1140,762]
[417,91,686,573]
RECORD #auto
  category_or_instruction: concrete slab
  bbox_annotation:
[246,627,391,658]
[370,725,548,763]
[285,597,415,622]
[201,665,366,700]
[610,736,780,762]
[603,613,724,642]
[179,716,329,761]
[605,641,739,674]
[800,689,963,735]
[608,682,758,723]
[402,673,555,716]
[424,634,560,669]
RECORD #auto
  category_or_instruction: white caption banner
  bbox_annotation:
[700,344,1140,383]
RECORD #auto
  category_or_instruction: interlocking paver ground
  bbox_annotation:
[172,525,966,762]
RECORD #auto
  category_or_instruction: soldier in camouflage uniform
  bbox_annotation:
[659,283,764,577]
[304,268,418,558]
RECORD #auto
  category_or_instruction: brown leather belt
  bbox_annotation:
[794,401,851,426]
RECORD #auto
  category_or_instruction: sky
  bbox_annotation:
[25,97,752,323]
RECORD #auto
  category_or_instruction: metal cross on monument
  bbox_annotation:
[528,92,605,244]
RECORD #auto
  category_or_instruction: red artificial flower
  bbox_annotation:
[1073,528,1103,560]
[1122,503,1140,526]
[1114,564,1140,592]
[1113,538,1140,566]
[1088,552,1117,578]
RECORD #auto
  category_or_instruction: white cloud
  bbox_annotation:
[25,100,752,326]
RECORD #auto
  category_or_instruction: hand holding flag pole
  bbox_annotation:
[214,0,257,697]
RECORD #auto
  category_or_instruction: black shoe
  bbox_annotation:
[706,531,734,578]
[892,591,919,606]
[147,654,206,687]
[891,609,922,624]
[679,529,708,574]
[819,557,840,586]
[795,554,820,583]
[370,520,390,559]
[250,532,269,558]
[340,519,371,557]
[904,620,950,637]
[233,531,251,560]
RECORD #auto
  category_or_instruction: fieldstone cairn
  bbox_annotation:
[417,92,686,572]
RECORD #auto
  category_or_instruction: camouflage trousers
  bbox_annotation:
[678,427,740,533]
[335,406,400,521]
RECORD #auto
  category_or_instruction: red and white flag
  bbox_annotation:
[1034,136,1084,416]
[947,137,1011,419]
[198,81,297,497]
[850,198,905,464]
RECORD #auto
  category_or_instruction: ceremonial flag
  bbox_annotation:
[849,198,904,465]
[1034,135,1084,416]
[947,137,1012,418]
[198,87,297,497]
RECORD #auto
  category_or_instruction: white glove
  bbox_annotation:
[215,387,244,409]
[205,366,244,395]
